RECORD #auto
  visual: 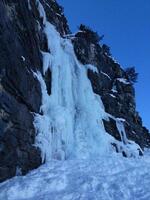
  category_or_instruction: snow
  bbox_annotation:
[85,64,98,73]
[107,54,123,68]
[109,94,116,98]
[111,85,118,93]
[1,154,150,200]
[65,30,85,38]
[100,71,111,80]
[117,78,130,85]
[116,117,126,122]
[111,89,117,93]
[63,33,76,38]
[21,56,25,62]
[110,55,120,64]
[56,13,62,17]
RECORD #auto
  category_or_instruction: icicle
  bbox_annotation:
[15,167,22,176]
[116,118,128,144]
[27,0,32,10]
[115,118,143,157]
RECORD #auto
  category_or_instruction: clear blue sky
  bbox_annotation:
[58,0,150,130]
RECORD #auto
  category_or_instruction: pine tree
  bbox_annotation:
[79,24,104,44]
[102,44,111,56]
[125,67,138,84]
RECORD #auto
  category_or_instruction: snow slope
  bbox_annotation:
[0,153,150,200]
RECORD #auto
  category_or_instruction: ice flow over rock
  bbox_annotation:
[34,0,114,162]
[33,0,143,162]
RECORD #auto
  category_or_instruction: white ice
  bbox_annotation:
[117,78,130,85]
[109,94,116,98]
[115,118,143,157]
[85,64,98,73]
[33,0,114,162]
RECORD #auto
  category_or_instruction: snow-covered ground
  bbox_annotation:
[1,152,150,200]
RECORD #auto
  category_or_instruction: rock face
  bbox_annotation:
[0,0,149,182]
[0,0,70,182]
[0,0,42,182]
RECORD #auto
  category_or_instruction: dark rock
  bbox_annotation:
[44,68,51,95]
[0,166,16,183]
[103,118,121,141]
[87,69,112,95]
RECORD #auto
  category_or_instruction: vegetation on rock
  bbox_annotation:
[125,67,138,84]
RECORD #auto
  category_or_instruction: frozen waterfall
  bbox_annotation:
[33,0,113,162]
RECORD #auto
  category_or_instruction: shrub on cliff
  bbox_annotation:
[102,44,111,56]
[79,24,104,44]
[125,67,138,84]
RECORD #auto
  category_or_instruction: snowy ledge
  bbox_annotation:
[117,78,130,85]
[100,71,111,80]
[85,64,98,73]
